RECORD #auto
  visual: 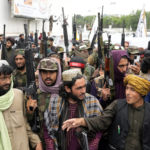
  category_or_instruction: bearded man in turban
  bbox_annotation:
[62,74,150,150]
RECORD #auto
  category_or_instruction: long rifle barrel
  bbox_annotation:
[62,7,69,56]
[121,20,125,47]
[1,24,7,60]
[24,24,28,47]
[3,24,6,41]
[101,6,104,32]
[72,14,77,45]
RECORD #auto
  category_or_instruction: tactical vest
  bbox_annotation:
[108,99,150,150]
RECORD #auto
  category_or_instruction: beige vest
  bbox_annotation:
[3,89,30,150]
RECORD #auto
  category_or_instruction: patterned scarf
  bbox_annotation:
[44,93,103,150]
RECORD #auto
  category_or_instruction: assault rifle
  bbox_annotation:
[89,30,97,55]
[24,24,40,133]
[121,20,125,47]
[34,27,38,47]
[1,24,7,60]
[62,7,69,56]
[104,35,111,88]
[42,20,47,57]
[72,14,77,46]
[25,48,40,133]
[97,12,103,67]
[100,6,104,32]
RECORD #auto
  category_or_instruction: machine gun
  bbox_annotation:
[62,7,69,56]
[72,14,77,46]
[121,20,125,47]
[1,24,7,60]
[24,24,40,133]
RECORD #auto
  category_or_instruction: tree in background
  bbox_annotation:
[75,10,150,31]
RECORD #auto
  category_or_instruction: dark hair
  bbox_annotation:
[6,37,15,45]
[59,74,84,99]
[19,34,24,37]
[121,55,130,64]
[141,57,150,73]
[0,65,13,75]
[144,50,150,58]
[121,55,129,60]
[48,37,54,41]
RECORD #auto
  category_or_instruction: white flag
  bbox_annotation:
[136,8,147,37]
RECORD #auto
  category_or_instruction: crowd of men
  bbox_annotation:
[0,31,150,150]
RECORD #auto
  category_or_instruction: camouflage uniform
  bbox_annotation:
[84,63,95,81]
[38,58,58,71]
[37,89,51,148]
[27,58,59,149]
[87,51,98,67]
[12,49,26,89]
[12,69,26,89]
[73,45,95,81]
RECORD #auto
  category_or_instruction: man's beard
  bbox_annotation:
[6,47,11,50]
[44,78,56,86]
[0,85,10,96]
[68,92,84,102]
[17,65,25,71]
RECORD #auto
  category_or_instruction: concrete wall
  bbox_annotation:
[0,0,49,36]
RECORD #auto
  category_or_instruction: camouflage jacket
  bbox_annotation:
[12,69,27,89]
[84,63,95,81]
[87,52,98,67]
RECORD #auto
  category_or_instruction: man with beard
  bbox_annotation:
[47,37,56,54]
[27,57,62,149]
[44,68,103,150]
[12,49,27,90]
[0,60,42,150]
[17,34,26,49]
[62,74,150,150]
[6,37,15,68]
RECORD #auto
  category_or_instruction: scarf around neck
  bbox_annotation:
[39,58,62,94]
[0,80,14,150]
